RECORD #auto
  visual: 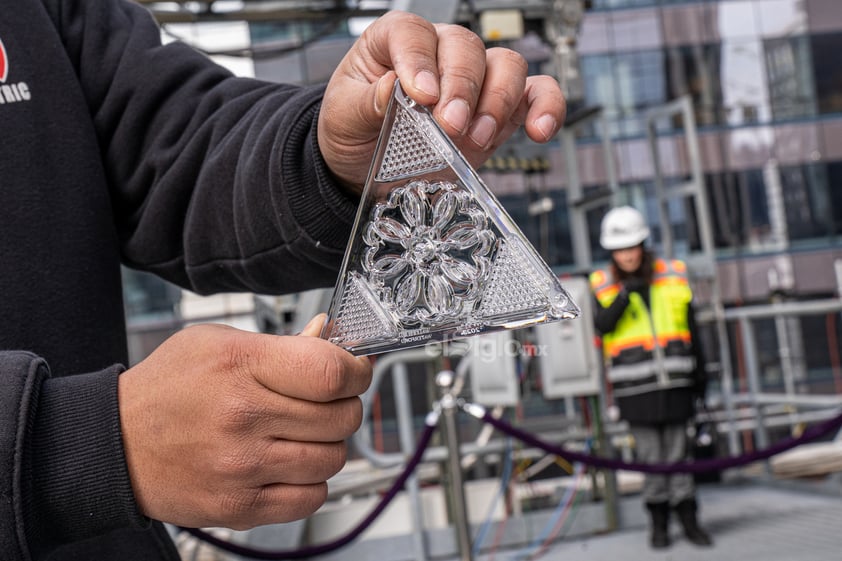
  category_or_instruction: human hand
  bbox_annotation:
[318,10,566,193]
[623,277,648,295]
[118,315,371,530]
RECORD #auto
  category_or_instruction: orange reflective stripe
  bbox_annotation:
[658,332,691,345]
[652,258,688,278]
[606,335,656,354]
[591,269,620,302]
[605,331,691,357]
[651,276,688,288]
[595,284,620,301]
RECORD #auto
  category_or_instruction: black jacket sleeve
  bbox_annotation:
[23,364,150,560]
[2,351,161,561]
[44,0,359,295]
[592,289,630,335]
[0,352,47,561]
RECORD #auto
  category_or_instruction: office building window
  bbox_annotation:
[665,44,723,126]
[800,314,842,392]
[581,50,667,138]
[704,169,774,251]
[719,39,772,125]
[826,161,842,233]
[500,191,575,268]
[764,36,817,120]
[631,180,701,256]
[614,49,667,110]
[811,32,842,115]
[743,167,773,245]
[706,172,741,249]
[581,54,620,138]
[542,191,575,267]
[779,163,834,241]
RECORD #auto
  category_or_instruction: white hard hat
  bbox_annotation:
[599,206,650,250]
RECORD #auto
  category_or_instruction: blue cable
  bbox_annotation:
[471,436,514,557]
[512,440,591,561]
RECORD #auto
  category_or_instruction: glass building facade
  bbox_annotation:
[153,0,842,308]
[474,0,842,307]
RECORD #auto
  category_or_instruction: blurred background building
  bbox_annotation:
[125,0,842,401]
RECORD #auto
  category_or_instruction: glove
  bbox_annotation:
[623,277,648,294]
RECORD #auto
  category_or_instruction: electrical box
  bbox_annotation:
[534,275,602,398]
[469,330,520,406]
[479,9,525,41]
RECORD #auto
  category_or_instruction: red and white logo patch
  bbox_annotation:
[0,36,32,105]
[0,37,8,83]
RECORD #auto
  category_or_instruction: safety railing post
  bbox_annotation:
[393,361,429,561]
[738,317,771,472]
[437,370,474,561]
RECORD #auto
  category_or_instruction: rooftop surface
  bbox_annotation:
[187,475,841,561]
[501,480,842,561]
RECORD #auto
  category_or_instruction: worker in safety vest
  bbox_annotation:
[590,206,713,549]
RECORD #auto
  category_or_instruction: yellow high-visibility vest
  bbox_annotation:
[590,259,695,395]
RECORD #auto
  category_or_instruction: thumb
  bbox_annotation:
[299,313,327,338]
[374,71,398,117]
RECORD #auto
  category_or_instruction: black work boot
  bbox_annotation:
[645,502,671,549]
[675,498,713,546]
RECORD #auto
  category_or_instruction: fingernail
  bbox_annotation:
[469,114,497,149]
[413,70,439,98]
[535,114,557,141]
[374,74,392,114]
[442,99,470,134]
[301,314,325,336]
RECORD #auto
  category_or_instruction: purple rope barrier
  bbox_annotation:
[463,402,842,474]
[179,411,440,560]
[181,401,842,559]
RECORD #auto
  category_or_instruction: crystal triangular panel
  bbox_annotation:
[328,272,399,347]
[375,102,450,182]
[322,80,579,355]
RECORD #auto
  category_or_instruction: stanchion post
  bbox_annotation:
[436,370,474,561]
[738,317,771,476]
[592,396,618,532]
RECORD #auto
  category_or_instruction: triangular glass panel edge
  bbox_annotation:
[322,80,579,355]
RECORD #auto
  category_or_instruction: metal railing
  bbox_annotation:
[713,297,842,455]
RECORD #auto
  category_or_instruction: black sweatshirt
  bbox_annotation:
[0,1,357,559]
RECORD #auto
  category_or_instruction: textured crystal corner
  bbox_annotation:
[322,80,579,355]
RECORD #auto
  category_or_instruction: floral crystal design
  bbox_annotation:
[361,180,497,326]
